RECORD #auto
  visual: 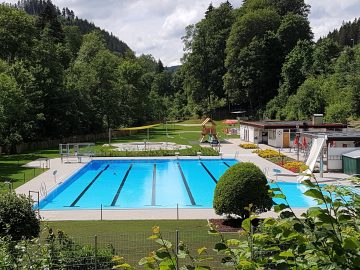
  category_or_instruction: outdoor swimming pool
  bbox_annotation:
[39,159,320,210]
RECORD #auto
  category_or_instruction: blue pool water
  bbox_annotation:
[39,159,320,210]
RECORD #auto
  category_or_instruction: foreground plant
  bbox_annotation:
[210,175,360,269]
[114,226,212,270]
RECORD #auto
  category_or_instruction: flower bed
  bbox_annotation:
[281,161,308,173]
[239,143,258,149]
[253,149,285,158]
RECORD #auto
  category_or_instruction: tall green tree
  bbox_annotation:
[277,13,313,55]
[35,0,64,43]
[0,4,35,61]
[182,2,234,116]
[224,7,281,114]
[0,63,27,150]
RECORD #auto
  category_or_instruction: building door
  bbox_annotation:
[262,132,268,144]
[283,132,290,148]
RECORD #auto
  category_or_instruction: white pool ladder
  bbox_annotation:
[40,182,47,197]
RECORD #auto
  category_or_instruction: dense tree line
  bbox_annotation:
[0,2,177,151]
[13,0,131,56]
[179,0,312,117]
[180,0,360,122]
[327,18,360,48]
[265,31,360,122]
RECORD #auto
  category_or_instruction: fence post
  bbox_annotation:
[100,204,103,221]
[250,225,254,261]
[94,235,98,270]
[175,230,179,270]
[37,192,40,218]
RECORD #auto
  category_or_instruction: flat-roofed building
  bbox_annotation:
[239,114,347,148]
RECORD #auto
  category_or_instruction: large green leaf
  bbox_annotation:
[343,237,360,251]
[156,250,171,259]
[197,247,207,255]
[279,250,294,258]
[242,218,251,232]
[301,179,315,187]
[159,258,176,270]
[303,189,324,201]
[307,207,323,218]
[155,239,172,248]
[213,242,227,252]
[272,193,287,199]
[274,203,289,213]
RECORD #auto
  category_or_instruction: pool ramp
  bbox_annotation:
[297,138,326,183]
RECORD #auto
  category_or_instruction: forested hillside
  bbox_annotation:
[0,1,177,151]
[12,0,131,56]
[327,18,360,48]
[1,0,360,151]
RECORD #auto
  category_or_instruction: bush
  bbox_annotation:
[95,145,219,157]
[0,192,40,240]
[213,163,273,218]
[239,143,258,149]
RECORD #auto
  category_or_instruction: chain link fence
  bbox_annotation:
[32,230,241,269]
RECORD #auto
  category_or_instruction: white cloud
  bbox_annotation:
[2,0,360,65]
[307,0,360,39]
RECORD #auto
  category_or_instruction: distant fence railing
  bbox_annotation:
[0,129,142,154]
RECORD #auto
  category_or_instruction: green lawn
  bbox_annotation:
[0,149,59,192]
[41,220,209,236]
[109,122,239,145]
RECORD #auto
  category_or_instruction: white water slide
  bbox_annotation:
[297,137,326,183]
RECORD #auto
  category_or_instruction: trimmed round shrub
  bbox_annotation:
[213,162,273,218]
[0,192,40,240]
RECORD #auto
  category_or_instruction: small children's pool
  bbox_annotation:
[39,159,321,210]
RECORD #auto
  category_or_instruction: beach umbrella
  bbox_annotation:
[302,137,308,148]
[294,135,299,145]
[223,119,238,125]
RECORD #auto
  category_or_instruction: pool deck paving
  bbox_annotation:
[15,139,353,221]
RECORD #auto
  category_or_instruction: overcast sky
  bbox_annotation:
[3,0,360,66]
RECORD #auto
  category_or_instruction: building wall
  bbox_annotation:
[268,129,283,148]
[328,147,358,171]
[240,125,255,142]
[332,141,356,147]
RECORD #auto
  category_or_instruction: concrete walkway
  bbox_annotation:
[16,157,92,201]
[15,139,353,221]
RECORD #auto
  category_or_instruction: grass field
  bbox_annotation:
[0,149,59,192]
[41,220,209,236]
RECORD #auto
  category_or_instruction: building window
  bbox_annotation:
[269,130,276,140]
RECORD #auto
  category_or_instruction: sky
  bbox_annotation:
[3,0,360,66]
